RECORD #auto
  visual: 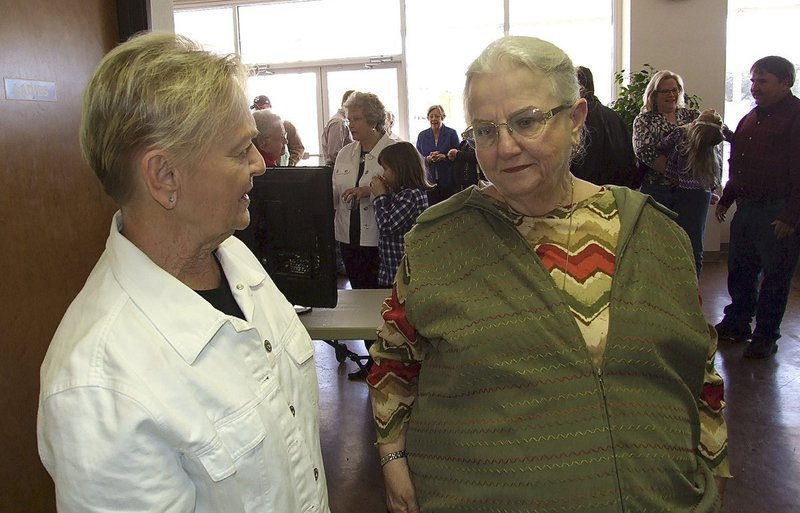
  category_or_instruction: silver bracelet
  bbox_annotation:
[379,450,407,466]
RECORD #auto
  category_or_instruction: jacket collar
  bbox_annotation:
[107,212,267,364]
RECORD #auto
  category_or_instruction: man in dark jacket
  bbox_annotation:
[571,66,639,188]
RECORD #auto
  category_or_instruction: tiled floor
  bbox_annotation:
[314,259,800,513]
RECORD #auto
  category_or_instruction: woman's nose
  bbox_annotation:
[495,127,521,158]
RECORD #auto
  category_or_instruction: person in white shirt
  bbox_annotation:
[321,90,355,166]
[37,32,330,513]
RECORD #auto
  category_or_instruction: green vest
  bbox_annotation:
[402,186,719,513]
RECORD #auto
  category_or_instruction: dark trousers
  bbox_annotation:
[722,199,800,340]
[339,243,379,290]
[339,243,379,358]
[641,183,711,276]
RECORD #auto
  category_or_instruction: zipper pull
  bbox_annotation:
[597,368,607,398]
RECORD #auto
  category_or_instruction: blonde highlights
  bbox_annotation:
[641,70,685,113]
[679,119,723,189]
[80,32,250,204]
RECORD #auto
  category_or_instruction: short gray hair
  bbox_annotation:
[80,32,250,204]
[252,109,283,145]
[464,36,579,121]
[344,91,387,133]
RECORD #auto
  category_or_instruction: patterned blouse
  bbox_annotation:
[633,107,699,186]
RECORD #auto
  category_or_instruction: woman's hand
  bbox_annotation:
[342,186,370,204]
[650,155,668,173]
[772,219,795,239]
[715,203,728,223]
[383,459,420,513]
[447,148,458,161]
[370,175,389,196]
[427,151,446,163]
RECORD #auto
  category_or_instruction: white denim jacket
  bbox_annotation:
[333,133,396,246]
[38,212,330,513]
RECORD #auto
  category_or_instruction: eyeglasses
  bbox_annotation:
[462,105,569,149]
[656,88,680,96]
[259,132,288,143]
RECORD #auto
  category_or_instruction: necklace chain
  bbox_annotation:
[562,177,575,291]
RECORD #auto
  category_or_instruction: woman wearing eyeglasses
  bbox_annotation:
[633,72,719,276]
[366,37,729,513]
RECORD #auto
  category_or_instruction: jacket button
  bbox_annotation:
[236,283,244,290]
[264,340,272,352]
[289,405,296,416]
[314,467,319,480]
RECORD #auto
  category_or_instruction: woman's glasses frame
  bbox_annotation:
[462,104,570,150]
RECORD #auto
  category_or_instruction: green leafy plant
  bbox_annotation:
[610,64,701,133]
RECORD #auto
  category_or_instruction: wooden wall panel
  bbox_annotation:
[0,0,118,510]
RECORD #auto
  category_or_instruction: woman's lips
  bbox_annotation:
[501,164,529,173]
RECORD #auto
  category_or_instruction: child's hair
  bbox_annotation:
[678,111,724,189]
[377,142,434,191]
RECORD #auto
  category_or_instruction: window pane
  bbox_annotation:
[239,0,401,65]
[725,1,800,127]
[248,72,321,164]
[174,7,235,56]
[327,67,400,139]
[405,0,504,141]
[509,0,614,104]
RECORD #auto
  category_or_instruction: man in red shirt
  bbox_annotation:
[715,55,800,358]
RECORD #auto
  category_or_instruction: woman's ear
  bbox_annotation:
[570,98,588,143]
[139,149,178,209]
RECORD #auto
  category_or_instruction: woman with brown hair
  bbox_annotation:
[369,141,432,287]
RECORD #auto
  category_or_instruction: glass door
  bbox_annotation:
[249,64,403,165]
[248,71,320,166]
[324,64,403,142]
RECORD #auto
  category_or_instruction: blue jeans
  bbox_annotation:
[722,199,800,340]
[640,183,711,276]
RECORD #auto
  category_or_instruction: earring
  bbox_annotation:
[168,195,175,203]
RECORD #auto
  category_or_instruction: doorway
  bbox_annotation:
[248,63,403,165]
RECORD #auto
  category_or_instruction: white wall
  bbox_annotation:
[628,0,730,251]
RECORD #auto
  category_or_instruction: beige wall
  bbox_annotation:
[629,0,728,113]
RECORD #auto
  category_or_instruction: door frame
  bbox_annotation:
[250,60,407,164]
